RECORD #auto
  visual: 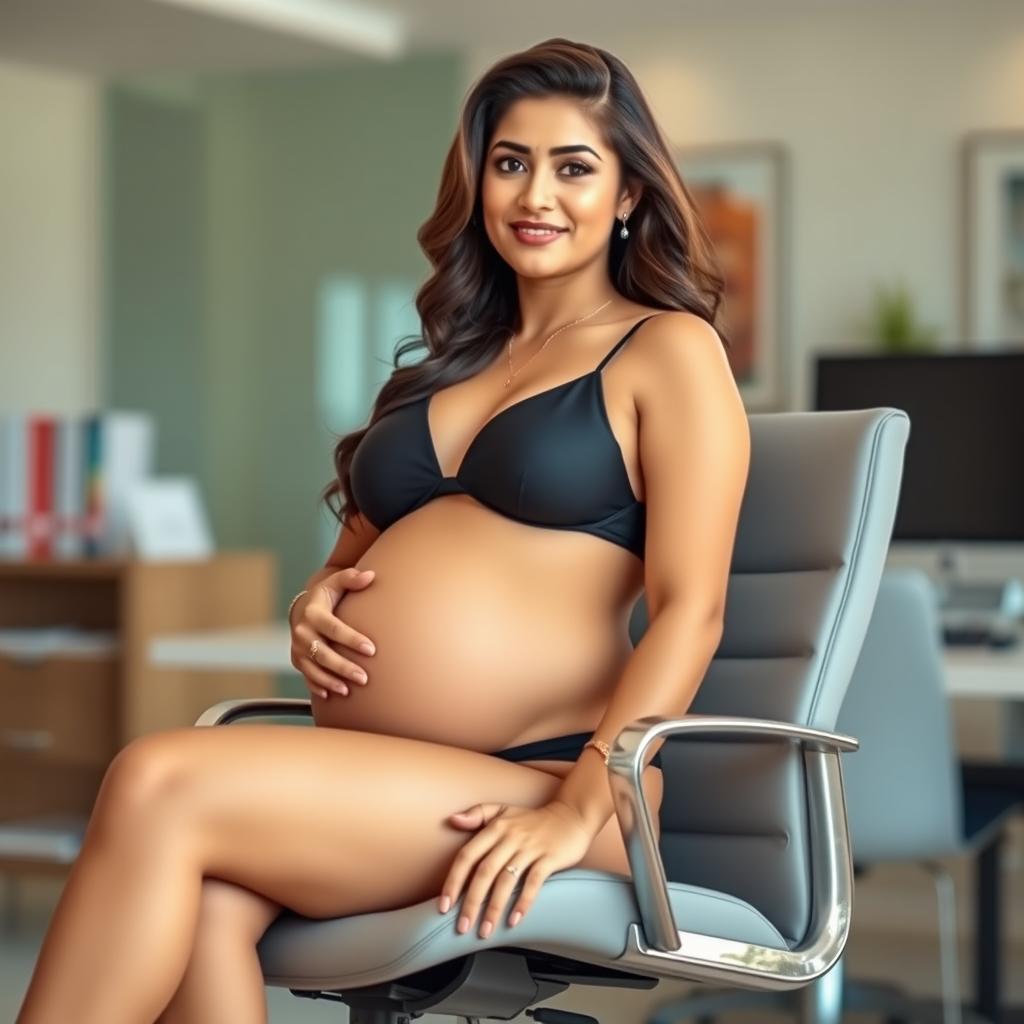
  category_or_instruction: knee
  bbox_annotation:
[94,729,196,824]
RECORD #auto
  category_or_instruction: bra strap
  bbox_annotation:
[595,314,661,372]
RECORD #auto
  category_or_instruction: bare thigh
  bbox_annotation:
[98,724,664,922]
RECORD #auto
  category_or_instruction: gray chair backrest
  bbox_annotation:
[629,408,910,947]
[837,567,964,860]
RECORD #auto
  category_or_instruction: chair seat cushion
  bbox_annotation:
[256,867,788,990]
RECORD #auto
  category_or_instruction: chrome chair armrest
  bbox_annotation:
[609,714,859,989]
[194,698,313,727]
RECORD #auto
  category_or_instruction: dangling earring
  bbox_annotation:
[619,211,630,239]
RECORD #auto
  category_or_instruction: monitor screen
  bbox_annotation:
[813,351,1024,542]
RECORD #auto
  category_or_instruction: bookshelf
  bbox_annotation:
[0,551,277,893]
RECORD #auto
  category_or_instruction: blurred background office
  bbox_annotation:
[1,0,1022,1021]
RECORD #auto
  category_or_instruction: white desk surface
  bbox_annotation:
[149,622,1024,700]
[942,643,1024,699]
[150,623,294,673]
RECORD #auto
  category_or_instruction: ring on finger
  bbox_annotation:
[309,639,320,662]
[505,863,520,877]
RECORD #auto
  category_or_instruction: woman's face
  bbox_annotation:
[480,95,635,278]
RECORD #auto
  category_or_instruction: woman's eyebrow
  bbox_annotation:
[489,139,603,161]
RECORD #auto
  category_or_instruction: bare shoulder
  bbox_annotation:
[634,308,724,351]
[627,310,732,404]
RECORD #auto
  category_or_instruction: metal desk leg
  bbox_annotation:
[975,832,1003,1024]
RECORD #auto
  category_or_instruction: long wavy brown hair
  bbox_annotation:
[321,36,729,529]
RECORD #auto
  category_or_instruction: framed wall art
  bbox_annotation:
[961,129,1024,348]
[673,140,789,410]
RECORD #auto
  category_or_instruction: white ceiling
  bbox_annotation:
[0,0,362,76]
[0,0,965,78]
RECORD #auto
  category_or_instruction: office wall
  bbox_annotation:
[0,60,101,413]
[105,83,206,483]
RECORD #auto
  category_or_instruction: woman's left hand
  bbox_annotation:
[437,799,596,938]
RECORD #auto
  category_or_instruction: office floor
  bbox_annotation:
[4,875,1023,1024]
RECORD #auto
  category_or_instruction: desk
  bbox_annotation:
[945,645,1024,777]
[944,641,1024,1024]
[945,643,1024,700]
[150,625,1023,1022]
[151,623,294,674]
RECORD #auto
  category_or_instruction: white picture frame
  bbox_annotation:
[961,129,1024,348]
[126,476,215,560]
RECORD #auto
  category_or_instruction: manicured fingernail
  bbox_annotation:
[457,915,469,933]
[509,911,522,927]
[480,921,493,939]
[438,895,450,913]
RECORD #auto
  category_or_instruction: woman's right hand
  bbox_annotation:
[289,567,377,700]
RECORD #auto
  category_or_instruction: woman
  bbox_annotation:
[17,37,750,1023]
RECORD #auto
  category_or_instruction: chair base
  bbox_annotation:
[284,947,659,1023]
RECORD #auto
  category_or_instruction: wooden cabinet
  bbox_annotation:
[0,551,277,879]
[1,653,118,769]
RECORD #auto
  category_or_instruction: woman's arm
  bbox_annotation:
[326,509,381,568]
[291,510,381,625]
[553,312,750,835]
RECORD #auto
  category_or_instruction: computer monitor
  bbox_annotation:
[813,351,1024,542]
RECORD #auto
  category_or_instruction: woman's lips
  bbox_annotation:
[511,225,567,246]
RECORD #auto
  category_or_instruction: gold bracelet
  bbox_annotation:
[287,589,308,626]
[582,738,611,765]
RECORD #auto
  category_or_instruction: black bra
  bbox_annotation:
[350,315,661,560]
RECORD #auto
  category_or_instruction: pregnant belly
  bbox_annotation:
[310,496,641,753]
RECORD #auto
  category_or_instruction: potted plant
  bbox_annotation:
[866,278,940,353]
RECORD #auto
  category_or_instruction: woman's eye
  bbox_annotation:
[494,157,592,177]
[563,161,592,177]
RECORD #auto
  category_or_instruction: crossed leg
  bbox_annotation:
[16,723,663,1024]
[157,878,283,1024]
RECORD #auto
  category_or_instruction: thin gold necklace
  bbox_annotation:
[504,298,614,388]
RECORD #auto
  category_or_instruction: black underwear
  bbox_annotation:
[491,730,664,771]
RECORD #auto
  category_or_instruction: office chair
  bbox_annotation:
[195,407,910,1024]
[646,568,1020,1024]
